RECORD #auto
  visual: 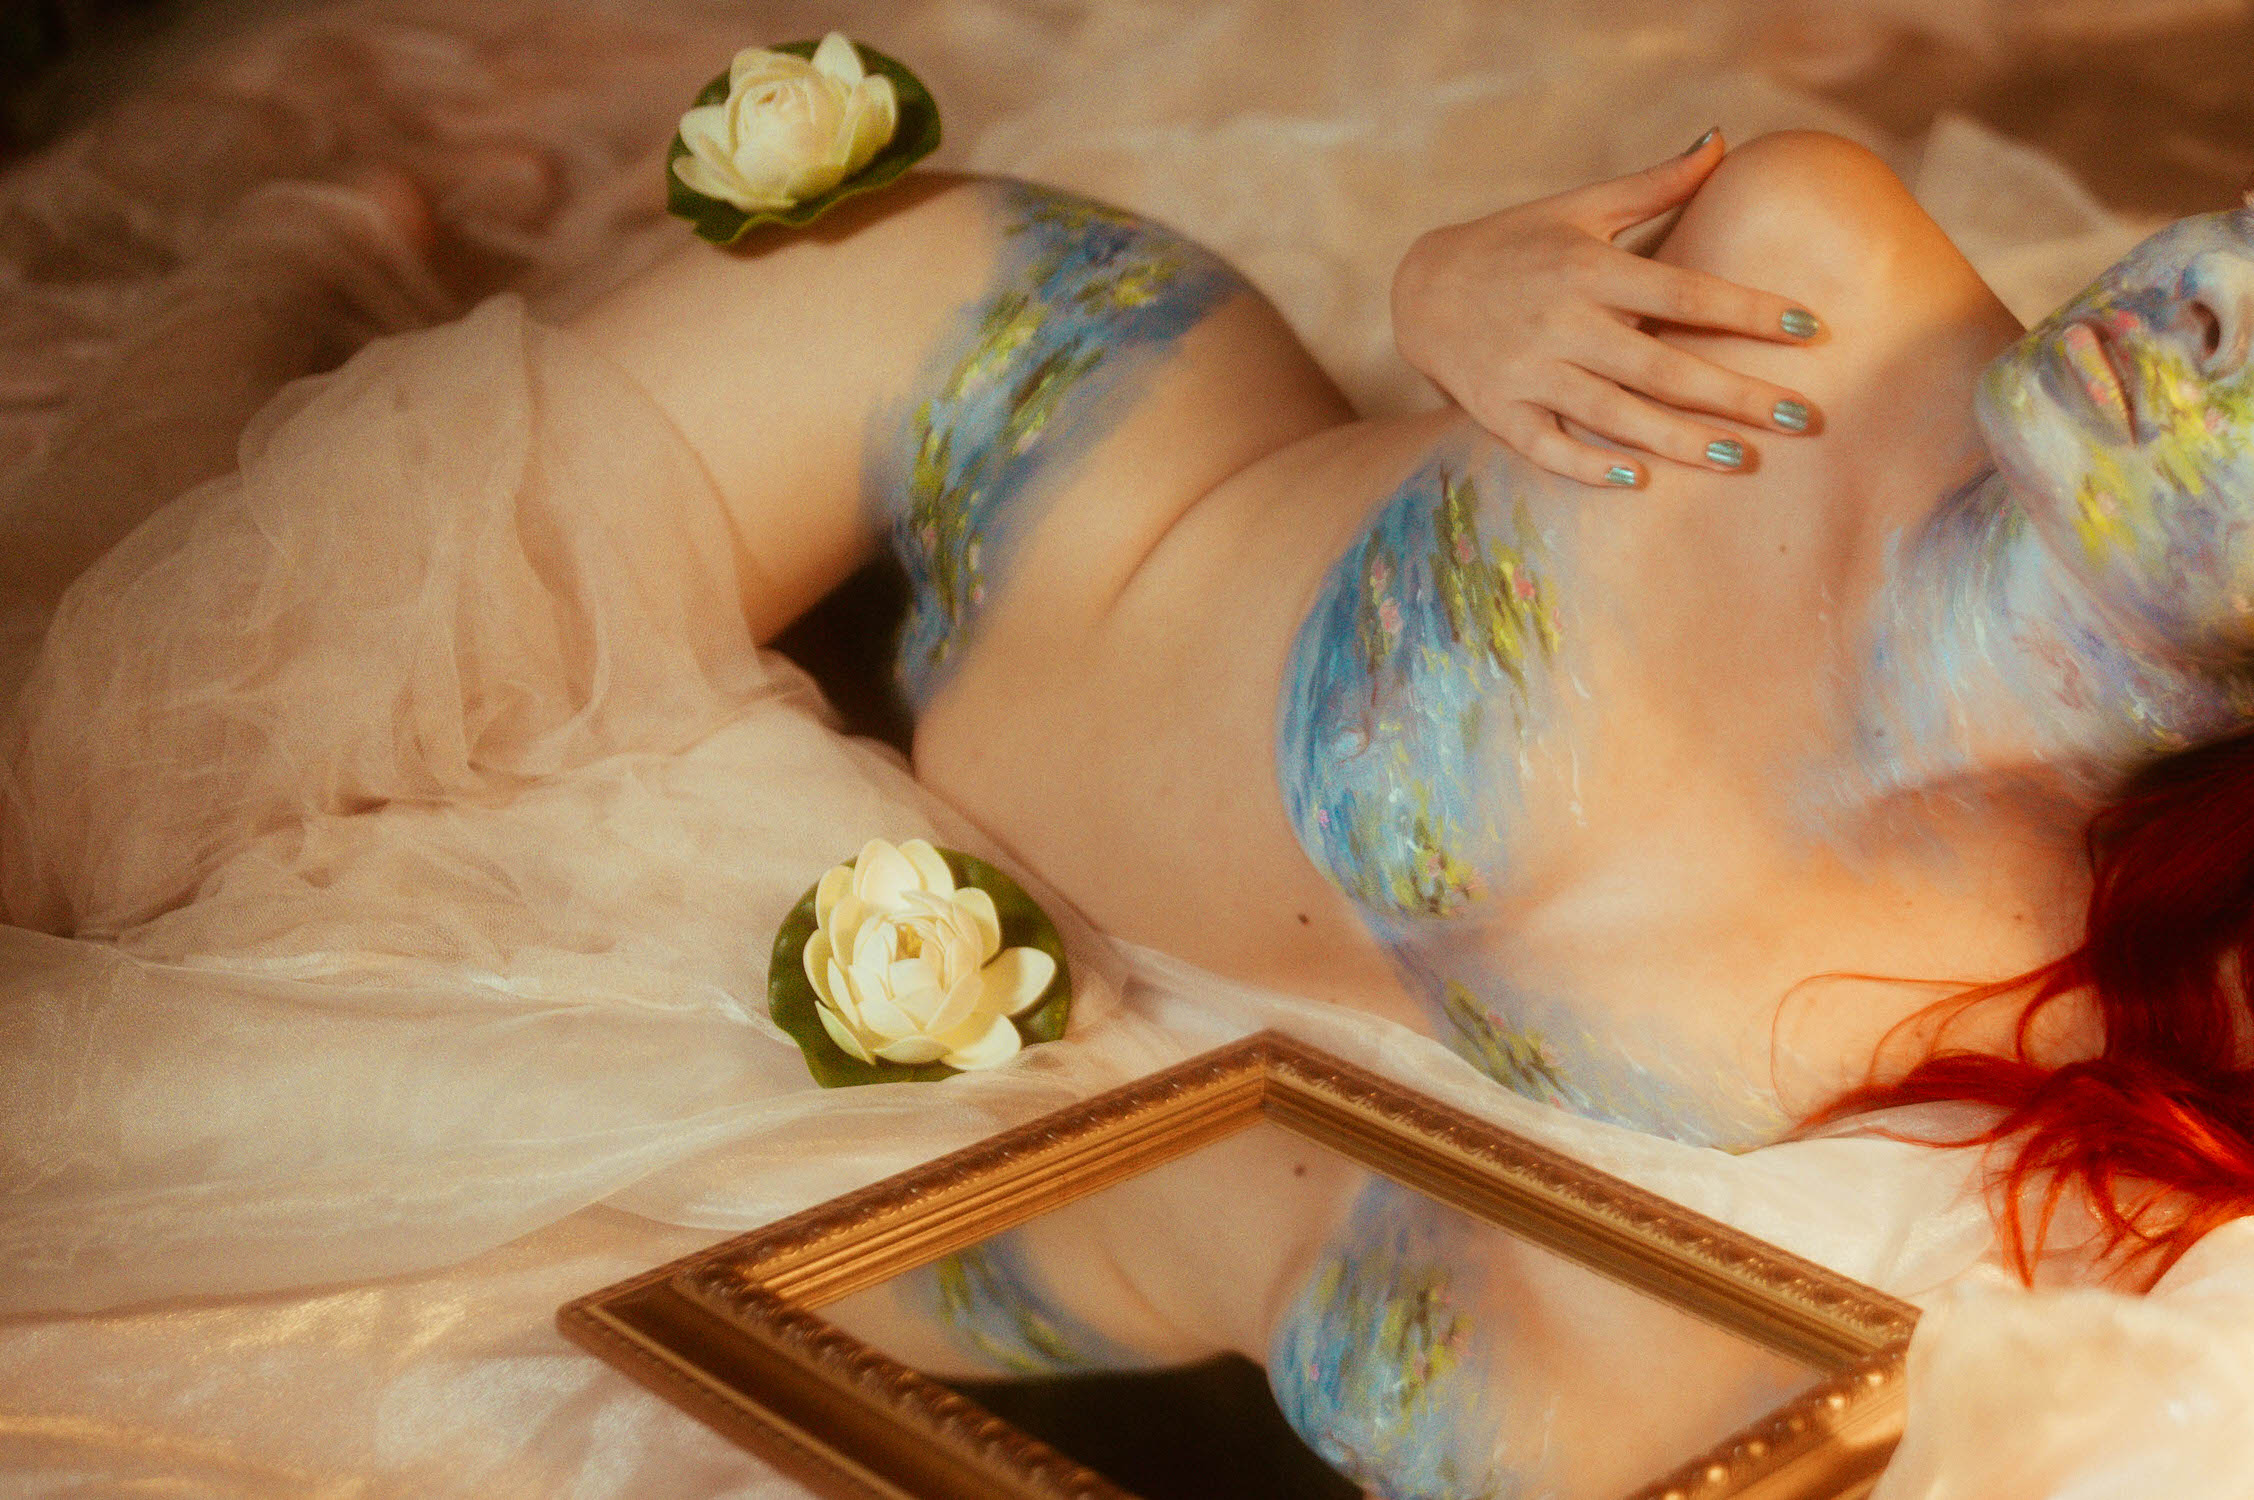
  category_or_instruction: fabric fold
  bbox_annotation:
[0,298,1152,1313]
[3,3,2252,1495]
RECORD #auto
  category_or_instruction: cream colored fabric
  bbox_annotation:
[0,296,1184,1315]
[3,1,2252,1496]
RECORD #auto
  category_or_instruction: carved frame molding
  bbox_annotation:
[559,1031,1917,1500]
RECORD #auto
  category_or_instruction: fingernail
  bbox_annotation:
[1781,307,1820,339]
[1682,127,1719,157]
[1706,438,1746,469]
[1771,399,1811,432]
[1604,464,1640,487]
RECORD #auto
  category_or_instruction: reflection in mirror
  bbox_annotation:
[820,1122,1821,1500]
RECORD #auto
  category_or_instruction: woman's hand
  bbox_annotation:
[1392,130,1824,488]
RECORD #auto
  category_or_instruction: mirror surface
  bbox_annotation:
[819,1122,1822,1499]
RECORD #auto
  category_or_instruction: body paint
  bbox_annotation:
[871,185,1241,707]
[1837,467,2248,811]
[1276,454,1564,924]
[1426,969,1785,1149]
[901,1234,1140,1377]
[1276,448,1783,1147]
[1269,1179,1509,1500]
[1840,209,2254,806]
[1979,209,2254,668]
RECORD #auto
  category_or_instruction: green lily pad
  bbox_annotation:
[667,38,942,246]
[769,847,1073,1088]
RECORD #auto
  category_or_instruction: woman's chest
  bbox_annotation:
[1266,433,1871,950]
[1258,437,2093,1144]
[923,413,2086,1146]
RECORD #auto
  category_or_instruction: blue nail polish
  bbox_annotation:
[1771,399,1810,432]
[1604,464,1639,487]
[1781,308,1820,339]
[1706,438,1745,469]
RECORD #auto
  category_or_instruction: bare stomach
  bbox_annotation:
[915,157,2092,1142]
[909,290,1422,1017]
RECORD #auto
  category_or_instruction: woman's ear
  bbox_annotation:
[2240,168,2254,208]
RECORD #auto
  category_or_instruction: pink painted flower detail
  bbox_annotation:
[1379,598,1404,634]
[1514,574,1536,601]
[1454,535,1475,564]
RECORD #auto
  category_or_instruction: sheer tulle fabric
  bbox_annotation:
[3,1,2253,1496]
[6,298,755,938]
[0,297,1179,1312]
[3,294,2249,1499]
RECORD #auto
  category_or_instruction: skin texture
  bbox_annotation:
[1833,209,2254,818]
[875,187,1243,704]
[1272,442,1784,1145]
[567,138,2254,1496]
[1390,128,1825,488]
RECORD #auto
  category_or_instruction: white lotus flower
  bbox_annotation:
[672,33,899,214]
[803,838,1056,1071]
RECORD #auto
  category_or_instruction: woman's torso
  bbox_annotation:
[903,177,2091,1146]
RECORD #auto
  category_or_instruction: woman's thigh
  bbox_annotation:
[568,175,1008,641]
[569,174,1347,653]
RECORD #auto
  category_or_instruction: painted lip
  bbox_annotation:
[2056,316,2139,443]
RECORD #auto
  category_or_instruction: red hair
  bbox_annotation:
[1804,731,2254,1287]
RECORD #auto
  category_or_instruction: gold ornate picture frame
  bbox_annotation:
[560,1032,1918,1500]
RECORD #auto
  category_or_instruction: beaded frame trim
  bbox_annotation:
[559,1032,1917,1500]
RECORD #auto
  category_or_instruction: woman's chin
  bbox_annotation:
[1974,357,2080,514]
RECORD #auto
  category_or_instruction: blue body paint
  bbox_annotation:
[1269,1179,1510,1500]
[1982,208,2254,663]
[1842,470,2246,810]
[1429,974,1779,1148]
[1844,207,2254,804]
[902,1234,1138,1377]
[870,185,1241,708]
[1275,448,1782,1146]
[1277,454,1563,924]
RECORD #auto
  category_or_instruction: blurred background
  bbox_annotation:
[11,0,2254,207]
[6,0,2253,422]
[13,0,2254,203]
[3,5,2250,1496]
[4,0,2254,392]
[10,0,2248,746]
